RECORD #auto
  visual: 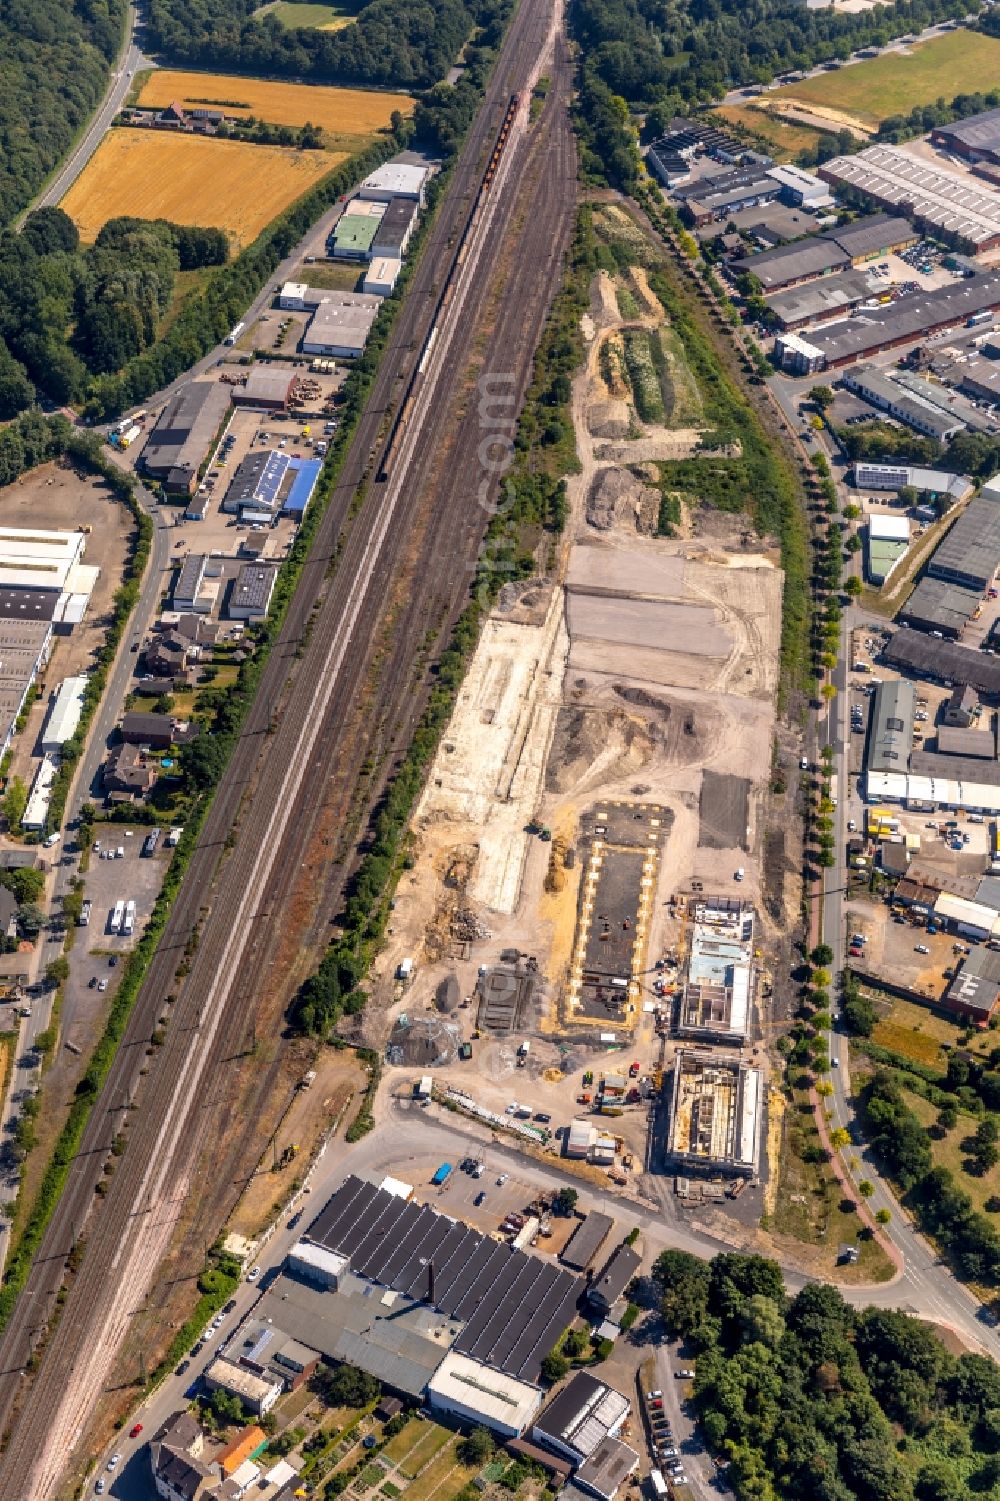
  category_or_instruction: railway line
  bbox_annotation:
[0,0,576,1490]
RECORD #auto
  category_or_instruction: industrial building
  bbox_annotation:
[734,213,914,292]
[945,944,1000,1025]
[0,617,53,759]
[677,897,754,1043]
[764,270,870,331]
[40,675,87,755]
[772,331,827,375]
[676,164,780,227]
[931,108,1000,168]
[303,292,381,358]
[532,1371,632,1463]
[793,270,1000,369]
[330,199,386,260]
[865,670,1000,809]
[221,1318,320,1394]
[927,490,1000,590]
[867,678,915,779]
[22,752,58,830]
[172,553,220,615]
[560,1213,613,1272]
[142,380,231,493]
[364,256,402,296]
[587,1244,641,1315]
[371,196,419,260]
[843,367,966,440]
[819,147,1000,252]
[766,163,833,207]
[358,162,429,204]
[228,564,277,621]
[852,463,972,503]
[232,366,299,412]
[886,627,1000,695]
[956,354,1000,404]
[665,1050,763,1176]
[867,512,911,585]
[899,576,982,636]
[223,450,321,521]
[646,118,750,187]
[0,527,98,628]
[428,1352,543,1439]
[277,282,329,311]
[271,1173,583,1394]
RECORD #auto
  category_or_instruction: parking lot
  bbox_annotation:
[84,828,171,957]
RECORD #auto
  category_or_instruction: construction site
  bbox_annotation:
[372,201,784,1213]
[665,1049,764,1178]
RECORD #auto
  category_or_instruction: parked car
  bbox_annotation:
[247,1265,261,1282]
[129,1424,143,1439]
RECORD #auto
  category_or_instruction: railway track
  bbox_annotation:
[0,0,577,1491]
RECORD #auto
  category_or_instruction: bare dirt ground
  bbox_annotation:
[3,460,133,788]
[386,216,784,1063]
[763,99,875,137]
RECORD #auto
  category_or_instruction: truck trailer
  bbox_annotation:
[431,1162,453,1186]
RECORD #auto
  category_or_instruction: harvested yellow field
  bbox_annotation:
[138,70,413,140]
[61,130,341,247]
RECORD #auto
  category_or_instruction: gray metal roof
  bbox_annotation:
[732,237,849,290]
[869,678,916,774]
[900,576,981,634]
[886,628,1000,694]
[829,213,915,259]
[764,270,870,328]
[934,108,1000,156]
[935,725,996,758]
[304,1175,581,1383]
[928,492,1000,590]
[560,1213,614,1271]
[810,271,1000,364]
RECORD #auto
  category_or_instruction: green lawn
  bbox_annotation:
[397,1424,453,1479]
[902,1088,999,1219]
[713,104,827,160]
[772,30,1000,126]
[382,1418,429,1466]
[262,0,359,28]
[403,1444,477,1501]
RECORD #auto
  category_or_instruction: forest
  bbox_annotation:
[0,207,227,417]
[570,0,969,189]
[0,0,128,226]
[656,1249,1000,1501]
[146,0,475,89]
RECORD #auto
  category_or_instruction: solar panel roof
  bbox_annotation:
[305,1176,583,1382]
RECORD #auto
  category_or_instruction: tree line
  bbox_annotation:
[0,207,227,418]
[569,0,969,191]
[146,0,475,90]
[656,1247,1000,1501]
[0,0,128,227]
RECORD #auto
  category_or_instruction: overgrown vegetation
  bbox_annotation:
[656,1247,1000,1501]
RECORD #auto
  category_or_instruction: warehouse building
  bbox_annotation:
[899,576,982,637]
[868,678,915,779]
[935,724,996,758]
[773,330,827,374]
[830,212,917,263]
[844,367,966,440]
[945,945,1000,1025]
[956,354,1000,404]
[359,161,429,204]
[766,162,833,207]
[371,196,419,259]
[228,563,277,621]
[676,165,780,227]
[764,270,871,331]
[532,1372,631,1464]
[0,617,53,759]
[560,1213,613,1272]
[801,271,1000,369]
[40,675,87,755]
[364,256,402,296]
[677,897,755,1044]
[819,147,1000,252]
[0,528,99,628]
[852,463,972,503]
[303,292,381,358]
[269,1173,583,1397]
[330,199,386,260]
[665,1050,763,1177]
[142,381,231,493]
[223,450,321,521]
[428,1352,542,1439]
[931,108,1000,168]
[172,553,220,615]
[733,237,850,291]
[22,752,58,831]
[278,282,329,311]
[233,366,299,412]
[886,627,1000,695]
[867,512,911,584]
[927,491,1000,590]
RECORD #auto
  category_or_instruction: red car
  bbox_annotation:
[129,1424,143,1439]
[628,1061,640,1078]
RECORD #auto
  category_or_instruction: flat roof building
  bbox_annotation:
[22,752,58,831]
[371,196,419,259]
[228,564,277,620]
[844,367,965,441]
[364,256,402,297]
[204,1357,282,1415]
[358,162,429,203]
[560,1213,614,1272]
[666,1050,763,1177]
[945,944,1000,1024]
[766,163,833,207]
[575,1439,639,1501]
[868,678,915,776]
[142,381,231,493]
[233,367,299,411]
[532,1372,631,1464]
[303,292,381,358]
[677,898,755,1043]
[853,463,972,501]
[428,1351,543,1438]
[331,200,386,260]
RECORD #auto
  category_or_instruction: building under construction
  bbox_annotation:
[665,1049,762,1177]
[676,897,755,1045]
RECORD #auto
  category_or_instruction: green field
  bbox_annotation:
[773,30,1000,126]
[903,1088,999,1218]
[263,0,360,27]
